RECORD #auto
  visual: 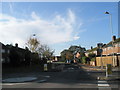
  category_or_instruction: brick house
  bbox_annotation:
[102,37,120,56]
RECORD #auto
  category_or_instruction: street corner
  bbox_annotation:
[2,77,37,83]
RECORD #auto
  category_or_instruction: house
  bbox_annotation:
[85,43,104,57]
[102,36,120,56]
[1,42,32,66]
[0,42,10,63]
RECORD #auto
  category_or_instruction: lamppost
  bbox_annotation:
[105,12,113,37]
[105,11,114,67]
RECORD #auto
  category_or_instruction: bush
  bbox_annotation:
[91,58,95,61]
[88,53,96,59]
[82,56,87,64]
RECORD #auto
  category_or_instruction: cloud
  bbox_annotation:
[0,9,82,48]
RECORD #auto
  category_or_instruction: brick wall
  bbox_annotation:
[96,56,119,67]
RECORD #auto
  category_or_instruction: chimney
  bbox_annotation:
[15,43,18,48]
[97,43,103,48]
[91,46,93,49]
[112,36,116,41]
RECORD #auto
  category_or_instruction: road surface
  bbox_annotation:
[2,64,119,89]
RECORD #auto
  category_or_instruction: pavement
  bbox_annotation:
[80,64,120,81]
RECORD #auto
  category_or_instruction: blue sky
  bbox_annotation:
[0,2,118,55]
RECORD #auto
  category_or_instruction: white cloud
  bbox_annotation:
[73,36,80,40]
[0,9,82,48]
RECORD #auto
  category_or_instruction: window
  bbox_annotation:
[7,50,10,54]
[1,58,5,63]
[103,48,106,51]
[1,49,5,53]
[107,47,111,50]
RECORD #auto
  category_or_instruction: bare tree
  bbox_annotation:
[26,37,40,53]
[38,44,54,60]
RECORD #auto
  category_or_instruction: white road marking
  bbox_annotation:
[98,80,111,90]
[2,83,29,86]
[98,84,110,87]
[98,81,107,83]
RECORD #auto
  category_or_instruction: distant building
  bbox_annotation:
[85,47,98,57]
[54,56,61,61]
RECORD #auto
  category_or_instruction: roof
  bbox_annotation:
[104,37,120,48]
[86,47,97,53]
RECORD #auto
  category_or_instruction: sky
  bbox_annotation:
[0,2,118,56]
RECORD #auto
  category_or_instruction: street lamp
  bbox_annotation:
[105,11,113,37]
[105,11,114,67]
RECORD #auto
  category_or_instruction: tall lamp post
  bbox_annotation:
[105,11,113,38]
[105,11,114,67]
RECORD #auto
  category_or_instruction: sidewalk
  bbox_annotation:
[80,64,120,71]
[79,64,106,71]
[79,64,120,81]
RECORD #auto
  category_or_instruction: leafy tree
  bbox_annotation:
[88,53,96,59]
[66,50,74,60]
[60,45,86,62]
[81,56,87,64]
[88,53,96,62]
[60,49,68,61]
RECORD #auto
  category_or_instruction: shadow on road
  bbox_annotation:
[43,64,98,84]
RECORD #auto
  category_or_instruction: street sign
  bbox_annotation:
[106,64,112,77]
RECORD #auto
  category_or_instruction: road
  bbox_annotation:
[2,64,120,89]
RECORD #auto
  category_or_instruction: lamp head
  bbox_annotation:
[105,11,109,14]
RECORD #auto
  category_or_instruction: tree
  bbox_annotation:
[26,37,40,53]
[60,45,86,62]
[88,53,96,59]
[60,49,68,61]
[38,44,54,60]
[66,50,74,60]
[88,53,96,62]
[60,49,74,62]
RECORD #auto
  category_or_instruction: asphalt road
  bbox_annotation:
[2,64,120,89]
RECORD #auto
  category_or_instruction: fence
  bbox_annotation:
[96,55,120,67]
